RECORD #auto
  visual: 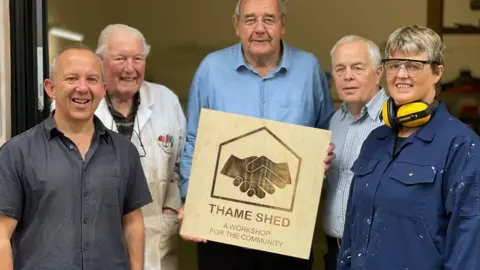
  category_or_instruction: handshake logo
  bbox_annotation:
[220,155,292,199]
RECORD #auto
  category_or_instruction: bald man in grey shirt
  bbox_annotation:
[0,45,152,270]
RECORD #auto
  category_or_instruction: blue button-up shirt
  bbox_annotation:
[179,41,334,200]
[338,102,480,270]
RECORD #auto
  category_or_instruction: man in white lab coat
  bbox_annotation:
[51,24,186,270]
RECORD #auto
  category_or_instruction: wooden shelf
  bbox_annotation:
[443,27,480,35]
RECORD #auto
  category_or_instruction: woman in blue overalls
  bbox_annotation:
[337,25,480,270]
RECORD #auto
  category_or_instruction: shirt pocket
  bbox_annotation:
[351,156,379,178]
[102,176,123,210]
[385,162,436,218]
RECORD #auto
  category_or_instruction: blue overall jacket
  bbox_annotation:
[338,102,480,270]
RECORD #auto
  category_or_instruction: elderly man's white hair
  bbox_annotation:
[330,35,382,69]
[233,0,289,17]
[95,24,151,58]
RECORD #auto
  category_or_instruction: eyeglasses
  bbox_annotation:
[133,119,146,157]
[133,129,146,157]
[382,58,439,75]
[241,16,282,28]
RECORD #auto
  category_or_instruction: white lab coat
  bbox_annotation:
[51,81,186,270]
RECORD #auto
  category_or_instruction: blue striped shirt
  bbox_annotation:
[322,88,388,238]
[179,41,335,201]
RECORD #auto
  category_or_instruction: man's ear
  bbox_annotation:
[44,79,55,99]
[375,65,384,85]
[101,82,107,98]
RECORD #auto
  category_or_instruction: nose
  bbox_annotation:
[344,68,354,80]
[397,65,409,78]
[254,21,266,33]
[75,78,89,93]
[123,58,135,73]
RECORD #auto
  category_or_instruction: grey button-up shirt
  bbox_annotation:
[0,114,153,270]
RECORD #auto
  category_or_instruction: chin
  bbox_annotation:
[69,111,94,121]
[392,96,417,106]
[117,86,139,95]
[251,47,272,55]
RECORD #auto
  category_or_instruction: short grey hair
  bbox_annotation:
[233,0,288,17]
[330,35,382,69]
[385,25,444,65]
[95,24,151,58]
[50,43,104,82]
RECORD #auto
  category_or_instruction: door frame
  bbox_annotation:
[9,0,50,137]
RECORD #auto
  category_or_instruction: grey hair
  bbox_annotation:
[385,25,444,65]
[95,24,151,58]
[49,43,104,82]
[233,0,288,17]
[330,35,382,69]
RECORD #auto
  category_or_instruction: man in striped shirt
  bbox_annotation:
[321,35,388,270]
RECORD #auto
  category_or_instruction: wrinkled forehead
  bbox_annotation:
[240,0,281,17]
[106,33,145,56]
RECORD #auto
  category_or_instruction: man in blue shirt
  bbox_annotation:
[338,25,480,270]
[178,0,335,269]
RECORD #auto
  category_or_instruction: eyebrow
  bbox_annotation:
[87,73,101,78]
[243,13,277,18]
[351,62,366,66]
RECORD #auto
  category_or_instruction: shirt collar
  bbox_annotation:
[44,111,108,140]
[374,100,447,142]
[105,91,141,109]
[341,87,388,121]
[235,39,290,72]
[105,91,141,116]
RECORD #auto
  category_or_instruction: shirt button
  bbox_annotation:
[83,192,88,198]
[84,219,88,224]
[83,246,87,251]
[69,144,75,150]
[261,100,265,104]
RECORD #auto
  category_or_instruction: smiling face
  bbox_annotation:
[385,51,443,105]
[332,40,383,108]
[233,0,285,60]
[102,32,146,98]
[44,48,106,122]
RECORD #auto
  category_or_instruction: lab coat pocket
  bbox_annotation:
[155,141,174,183]
[144,214,180,270]
[158,213,180,263]
[387,162,436,218]
[159,212,180,237]
[157,140,174,156]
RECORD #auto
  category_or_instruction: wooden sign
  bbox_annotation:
[180,109,331,259]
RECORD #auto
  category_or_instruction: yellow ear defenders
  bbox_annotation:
[380,98,439,130]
